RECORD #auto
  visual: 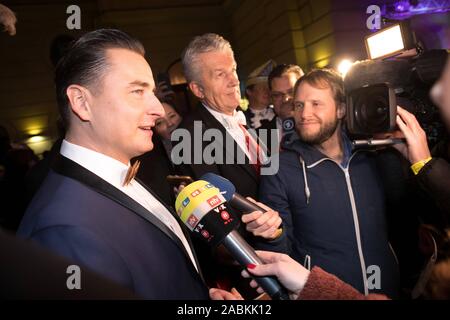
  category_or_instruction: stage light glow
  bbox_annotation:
[28,135,46,143]
[337,59,354,77]
[365,24,405,59]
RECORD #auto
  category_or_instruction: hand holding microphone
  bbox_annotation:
[175,179,290,300]
[209,250,311,301]
[200,173,282,240]
[240,198,282,240]
[242,251,311,300]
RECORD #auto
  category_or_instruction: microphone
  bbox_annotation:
[175,180,290,300]
[200,173,265,214]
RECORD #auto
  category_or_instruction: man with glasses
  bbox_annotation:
[267,64,304,145]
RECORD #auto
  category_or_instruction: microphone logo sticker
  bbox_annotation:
[219,209,233,225]
[182,197,190,207]
[207,195,222,208]
[201,230,210,239]
[191,189,201,197]
[220,210,230,221]
[283,118,295,132]
[187,214,199,228]
[194,223,204,232]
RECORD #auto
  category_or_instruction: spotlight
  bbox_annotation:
[337,59,354,77]
[28,135,46,143]
[365,23,414,59]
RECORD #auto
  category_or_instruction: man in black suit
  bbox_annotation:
[17,29,283,300]
[18,29,208,299]
[175,33,275,199]
[172,33,284,297]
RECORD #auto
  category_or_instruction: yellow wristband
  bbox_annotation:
[411,157,432,175]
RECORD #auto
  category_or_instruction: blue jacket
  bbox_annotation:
[259,132,399,298]
[17,155,208,300]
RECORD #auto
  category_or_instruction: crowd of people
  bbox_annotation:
[1,3,449,300]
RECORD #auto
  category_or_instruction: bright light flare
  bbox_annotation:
[337,59,354,77]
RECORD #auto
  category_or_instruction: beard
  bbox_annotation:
[296,117,340,145]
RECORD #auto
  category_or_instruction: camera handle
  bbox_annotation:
[352,138,406,148]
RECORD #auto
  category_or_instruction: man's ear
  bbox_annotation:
[337,102,346,119]
[189,82,204,99]
[66,85,92,121]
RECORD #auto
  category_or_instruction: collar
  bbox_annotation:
[248,106,275,124]
[203,103,247,130]
[282,130,355,166]
[60,139,131,188]
[341,134,353,168]
[248,106,269,115]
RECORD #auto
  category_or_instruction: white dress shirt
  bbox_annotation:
[60,139,198,272]
[203,103,256,162]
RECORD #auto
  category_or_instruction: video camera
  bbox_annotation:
[344,21,448,147]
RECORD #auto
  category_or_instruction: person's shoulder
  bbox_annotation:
[278,149,302,167]
[351,148,381,165]
[37,169,102,203]
[22,170,119,229]
[267,150,302,171]
[261,151,301,181]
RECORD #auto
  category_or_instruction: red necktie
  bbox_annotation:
[239,124,261,175]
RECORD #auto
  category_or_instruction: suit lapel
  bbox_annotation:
[134,176,206,282]
[51,154,202,279]
[197,105,258,181]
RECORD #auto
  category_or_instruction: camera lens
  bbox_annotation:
[353,85,390,133]
[361,97,388,127]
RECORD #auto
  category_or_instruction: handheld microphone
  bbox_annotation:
[200,173,265,214]
[175,180,290,300]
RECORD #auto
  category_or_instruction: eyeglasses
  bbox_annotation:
[271,89,294,101]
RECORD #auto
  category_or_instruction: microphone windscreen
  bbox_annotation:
[175,180,226,230]
[175,180,239,246]
[200,173,235,202]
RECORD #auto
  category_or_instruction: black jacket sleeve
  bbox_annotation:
[416,157,450,224]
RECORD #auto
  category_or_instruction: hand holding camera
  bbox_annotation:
[394,106,431,165]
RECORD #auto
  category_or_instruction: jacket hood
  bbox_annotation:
[281,129,354,166]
